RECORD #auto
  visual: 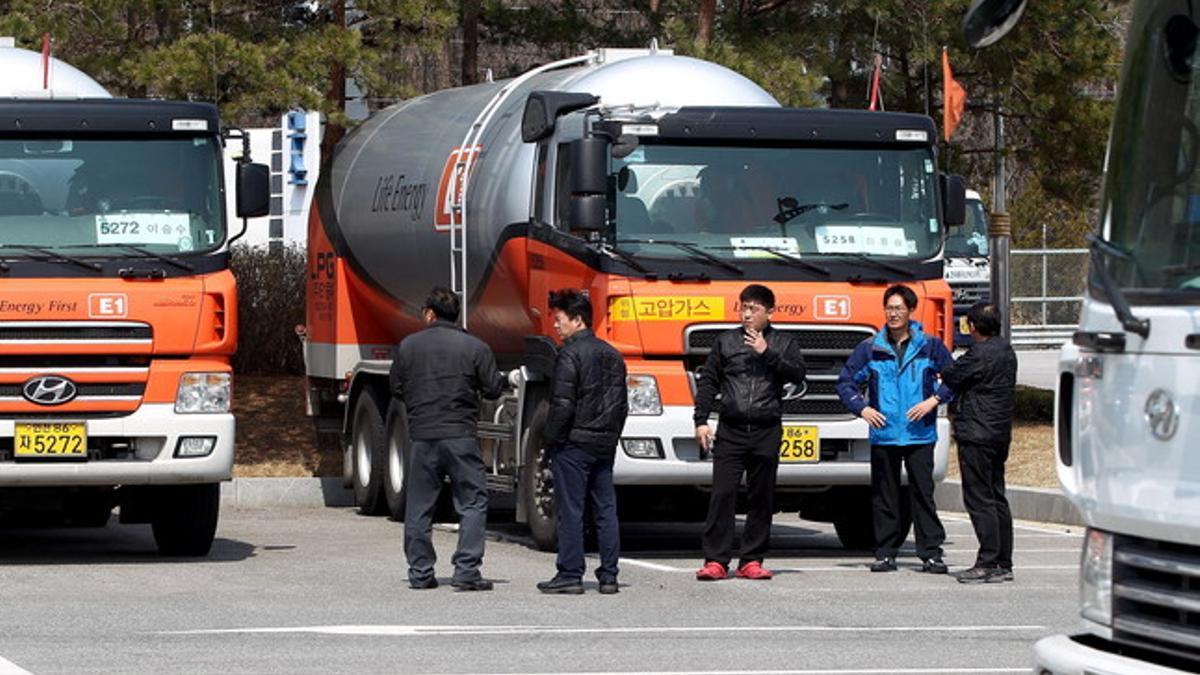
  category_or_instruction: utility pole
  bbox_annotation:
[991,102,1012,340]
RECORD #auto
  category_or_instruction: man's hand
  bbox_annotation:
[861,406,887,429]
[743,328,767,354]
[906,396,939,422]
[695,424,715,452]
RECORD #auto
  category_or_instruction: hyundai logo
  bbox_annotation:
[22,375,78,406]
[782,381,809,401]
[1145,389,1179,441]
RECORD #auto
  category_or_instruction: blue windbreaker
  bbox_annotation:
[835,321,954,446]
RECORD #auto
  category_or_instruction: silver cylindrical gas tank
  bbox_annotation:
[0,42,111,98]
[320,51,779,339]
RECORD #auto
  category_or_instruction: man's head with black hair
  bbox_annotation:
[422,286,460,323]
[882,284,918,334]
[549,288,592,340]
[739,284,776,333]
[967,302,1001,338]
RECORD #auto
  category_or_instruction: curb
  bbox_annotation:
[222,477,1085,528]
[934,479,1082,527]
[221,477,353,509]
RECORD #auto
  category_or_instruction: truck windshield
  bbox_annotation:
[610,143,940,261]
[1099,5,1200,294]
[945,198,989,258]
[0,137,225,256]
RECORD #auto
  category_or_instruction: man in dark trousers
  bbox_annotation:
[390,286,508,591]
[836,284,954,574]
[942,303,1018,584]
[694,284,807,581]
[536,289,629,595]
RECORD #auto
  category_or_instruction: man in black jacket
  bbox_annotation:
[536,289,629,595]
[941,303,1018,584]
[390,287,508,592]
[693,284,807,581]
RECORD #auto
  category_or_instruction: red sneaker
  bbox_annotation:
[735,561,774,580]
[695,561,728,581]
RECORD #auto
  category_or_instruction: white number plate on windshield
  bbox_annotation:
[96,213,192,248]
[815,225,909,256]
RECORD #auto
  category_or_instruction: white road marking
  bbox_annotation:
[163,624,1044,637]
[429,669,1027,675]
[432,662,1022,667]
[615,557,688,573]
[0,654,32,675]
[613,558,1077,573]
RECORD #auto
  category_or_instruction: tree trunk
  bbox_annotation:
[698,0,716,47]
[321,1,347,167]
[461,0,480,86]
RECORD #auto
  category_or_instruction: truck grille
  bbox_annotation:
[685,324,873,419]
[951,282,990,308]
[0,324,152,341]
[1112,535,1200,668]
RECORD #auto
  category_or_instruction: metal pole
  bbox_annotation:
[990,102,1012,340]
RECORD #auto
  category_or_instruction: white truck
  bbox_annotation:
[944,189,991,348]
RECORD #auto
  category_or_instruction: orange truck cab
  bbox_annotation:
[0,98,268,555]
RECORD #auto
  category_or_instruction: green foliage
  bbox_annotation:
[230,244,306,375]
[1014,385,1055,423]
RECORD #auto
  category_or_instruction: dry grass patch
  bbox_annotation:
[947,422,1058,489]
[233,375,339,477]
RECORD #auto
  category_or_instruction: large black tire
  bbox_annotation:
[151,483,220,556]
[384,399,411,521]
[519,405,557,551]
[832,487,875,551]
[350,387,388,515]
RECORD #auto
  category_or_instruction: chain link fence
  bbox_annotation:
[1009,248,1088,347]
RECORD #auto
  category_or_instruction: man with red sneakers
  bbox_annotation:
[693,284,807,581]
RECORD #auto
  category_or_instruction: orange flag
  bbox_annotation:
[942,47,967,141]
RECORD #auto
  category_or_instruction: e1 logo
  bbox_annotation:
[813,295,851,320]
[89,293,128,318]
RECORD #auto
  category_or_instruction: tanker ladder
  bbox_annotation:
[448,52,598,328]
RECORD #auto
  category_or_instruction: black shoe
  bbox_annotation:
[409,577,439,590]
[597,578,619,595]
[991,567,1014,583]
[451,578,494,592]
[870,557,897,572]
[537,576,584,594]
[956,565,1000,584]
[921,557,949,574]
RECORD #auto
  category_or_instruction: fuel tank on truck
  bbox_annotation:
[0,38,111,98]
[316,49,779,359]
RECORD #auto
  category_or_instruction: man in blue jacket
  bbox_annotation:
[836,285,954,573]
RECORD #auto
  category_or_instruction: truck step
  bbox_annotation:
[477,421,514,441]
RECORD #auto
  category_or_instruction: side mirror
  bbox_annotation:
[521,90,600,143]
[236,162,270,219]
[963,0,1027,48]
[940,174,967,227]
[567,137,609,232]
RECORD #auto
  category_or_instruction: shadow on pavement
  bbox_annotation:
[0,517,257,564]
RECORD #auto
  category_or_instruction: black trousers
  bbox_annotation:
[871,443,945,560]
[702,421,781,568]
[958,441,1014,569]
[404,437,488,585]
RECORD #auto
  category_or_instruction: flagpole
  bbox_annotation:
[991,100,1012,341]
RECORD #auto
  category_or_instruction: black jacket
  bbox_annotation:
[544,329,629,456]
[941,335,1018,446]
[693,326,807,426]
[389,320,506,441]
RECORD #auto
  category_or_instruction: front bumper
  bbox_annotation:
[1033,634,1192,675]
[614,405,950,486]
[0,403,233,486]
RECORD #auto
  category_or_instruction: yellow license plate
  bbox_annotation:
[14,422,87,459]
[779,425,819,463]
[959,316,971,335]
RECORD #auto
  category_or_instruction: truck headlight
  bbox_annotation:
[627,375,662,415]
[1080,528,1114,626]
[175,372,231,413]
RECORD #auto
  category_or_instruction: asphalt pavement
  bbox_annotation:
[0,507,1083,674]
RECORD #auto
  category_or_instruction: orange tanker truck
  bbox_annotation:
[0,43,268,555]
[304,48,965,549]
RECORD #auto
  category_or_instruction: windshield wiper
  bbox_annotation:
[774,201,849,227]
[0,244,102,272]
[1086,233,1150,338]
[601,244,654,277]
[77,244,194,272]
[618,238,744,276]
[709,246,831,276]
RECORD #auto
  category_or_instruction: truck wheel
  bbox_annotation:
[384,399,411,521]
[519,407,557,551]
[832,487,876,551]
[351,387,388,515]
[152,483,220,556]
